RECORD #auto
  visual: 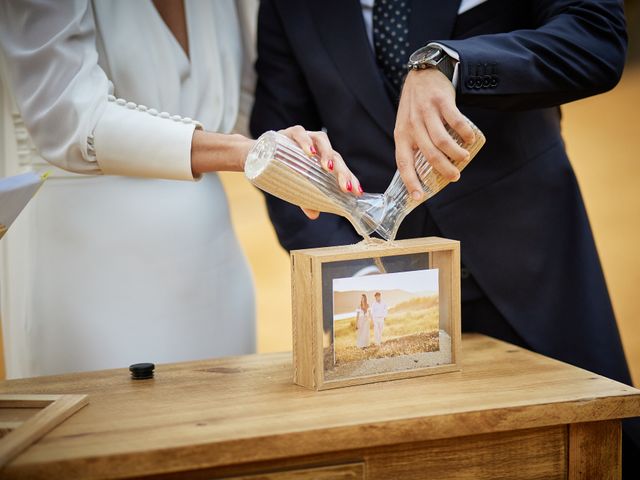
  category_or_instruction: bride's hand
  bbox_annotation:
[279,125,363,220]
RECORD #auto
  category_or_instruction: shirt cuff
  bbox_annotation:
[93,96,203,181]
[427,42,460,89]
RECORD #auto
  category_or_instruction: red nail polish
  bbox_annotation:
[346,180,352,191]
[358,185,364,194]
[310,145,317,155]
[328,159,334,171]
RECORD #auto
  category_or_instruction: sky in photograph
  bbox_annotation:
[333,268,439,293]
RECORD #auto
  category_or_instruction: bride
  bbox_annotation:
[0,0,362,378]
[355,294,371,349]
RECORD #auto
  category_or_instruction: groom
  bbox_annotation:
[371,292,388,346]
[250,1,638,475]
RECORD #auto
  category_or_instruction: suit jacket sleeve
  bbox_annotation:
[437,0,627,110]
[249,0,361,251]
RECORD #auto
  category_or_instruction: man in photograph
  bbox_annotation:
[371,292,388,346]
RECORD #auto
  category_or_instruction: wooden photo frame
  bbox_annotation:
[0,394,88,468]
[291,237,461,390]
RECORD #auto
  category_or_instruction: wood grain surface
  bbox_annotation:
[0,334,637,479]
[225,462,364,480]
[137,426,568,480]
[568,420,621,480]
[0,394,87,470]
[365,425,567,480]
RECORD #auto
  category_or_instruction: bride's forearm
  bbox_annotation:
[190,130,254,176]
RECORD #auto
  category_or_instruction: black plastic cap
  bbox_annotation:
[129,362,155,380]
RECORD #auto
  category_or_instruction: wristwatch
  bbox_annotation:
[406,45,455,81]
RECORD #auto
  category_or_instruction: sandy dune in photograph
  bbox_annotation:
[333,288,435,316]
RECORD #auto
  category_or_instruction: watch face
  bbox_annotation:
[411,46,442,65]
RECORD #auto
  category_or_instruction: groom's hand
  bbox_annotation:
[394,68,475,200]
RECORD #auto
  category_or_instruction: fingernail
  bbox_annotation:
[412,190,423,201]
[310,145,317,155]
[346,180,353,191]
[358,185,364,194]
[328,159,334,171]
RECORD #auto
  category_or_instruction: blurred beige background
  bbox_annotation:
[220,64,640,385]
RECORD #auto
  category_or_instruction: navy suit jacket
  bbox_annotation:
[250,0,631,387]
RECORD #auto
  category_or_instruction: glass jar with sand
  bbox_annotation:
[244,122,485,241]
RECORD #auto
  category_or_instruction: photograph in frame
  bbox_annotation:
[321,252,453,381]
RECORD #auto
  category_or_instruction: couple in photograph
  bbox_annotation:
[355,293,388,348]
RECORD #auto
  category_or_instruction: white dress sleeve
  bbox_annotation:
[0,0,200,180]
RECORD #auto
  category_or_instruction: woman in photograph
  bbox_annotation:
[355,294,371,349]
[0,0,361,378]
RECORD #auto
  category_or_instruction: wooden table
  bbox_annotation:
[0,334,638,479]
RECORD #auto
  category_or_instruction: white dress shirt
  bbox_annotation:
[371,300,388,319]
[359,0,486,87]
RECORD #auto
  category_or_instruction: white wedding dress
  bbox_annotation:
[355,307,370,349]
[0,0,257,378]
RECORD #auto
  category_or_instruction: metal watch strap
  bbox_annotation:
[435,55,455,81]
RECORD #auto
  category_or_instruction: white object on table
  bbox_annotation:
[0,172,45,238]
